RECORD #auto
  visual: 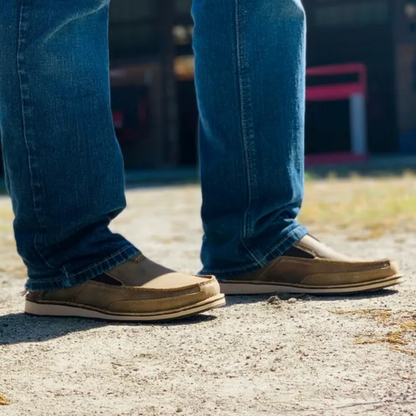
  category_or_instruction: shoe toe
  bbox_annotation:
[107,274,222,314]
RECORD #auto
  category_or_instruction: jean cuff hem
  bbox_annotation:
[203,225,309,280]
[26,245,140,291]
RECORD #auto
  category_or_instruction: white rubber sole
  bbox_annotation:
[25,294,226,322]
[220,275,402,295]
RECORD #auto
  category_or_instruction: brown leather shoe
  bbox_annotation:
[25,254,225,321]
[220,235,402,295]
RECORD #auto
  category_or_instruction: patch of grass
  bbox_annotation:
[300,175,416,239]
[330,309,416,355]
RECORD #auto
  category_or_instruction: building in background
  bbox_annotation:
[302,0,416,156]
[109,0,416,168]
[108,0,194,169]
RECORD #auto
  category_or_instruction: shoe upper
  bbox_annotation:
[232,235,400,286]
[26,255,221,314]
[105,254,212,289]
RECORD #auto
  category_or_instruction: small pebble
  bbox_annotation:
[267,296,282,306]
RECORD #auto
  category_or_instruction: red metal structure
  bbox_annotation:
[305,63,368,165]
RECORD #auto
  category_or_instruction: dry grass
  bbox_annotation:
[390,346,416,356]
[0,393,10,405]
[331,309,416,355]
[300,173,416,239]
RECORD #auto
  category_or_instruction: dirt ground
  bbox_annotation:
[1,184,415,416]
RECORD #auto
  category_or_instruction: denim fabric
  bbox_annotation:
[0,0,308,290]
[0,0,139,291]
[193,0,309,278]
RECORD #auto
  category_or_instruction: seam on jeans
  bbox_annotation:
[33,234,57,269]
[16,0,43,230]
[234,0,261,266]
[17,0,54,269]
[202,261,259,274]
[26,276,64,284]
[68,246,133,278]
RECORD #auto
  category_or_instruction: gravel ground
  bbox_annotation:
[1,186,415,416]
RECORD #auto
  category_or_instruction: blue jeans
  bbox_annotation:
[193,0,309,278]
[0,0,139,291]
[0,0,307,291]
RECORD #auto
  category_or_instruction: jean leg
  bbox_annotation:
[0,0,139,291]
[193,0,308,278]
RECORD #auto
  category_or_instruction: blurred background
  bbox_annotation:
[101,0,416,171]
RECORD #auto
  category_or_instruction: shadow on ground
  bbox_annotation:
[0,312,217,345]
